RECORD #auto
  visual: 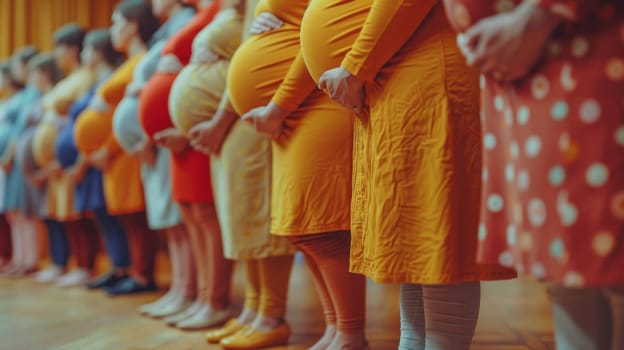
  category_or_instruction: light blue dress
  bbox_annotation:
[112,7,195,230]
[3,87,45,216]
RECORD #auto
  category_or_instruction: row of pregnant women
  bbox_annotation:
[2,0,621,349]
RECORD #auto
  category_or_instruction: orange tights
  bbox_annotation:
[244,255,295,318]
[289,231,366,333]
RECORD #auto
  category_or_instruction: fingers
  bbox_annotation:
[318,72,328,91]
[250,13,284,34]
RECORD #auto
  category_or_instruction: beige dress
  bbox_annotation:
[171,4,295,259]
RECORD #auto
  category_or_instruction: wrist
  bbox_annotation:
[267,101,289,120]
[521,1,562,33]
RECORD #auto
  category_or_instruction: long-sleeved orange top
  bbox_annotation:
[31,67,95,221]
[74,53,146,216]
[300,0,517,284]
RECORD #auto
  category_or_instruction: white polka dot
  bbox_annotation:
[518,170,530,191]
[531,263,546,279]
[494,95,505,111]
[551,100,569,121]
[517,106,530,125]
[549,166,566,186]
[528,198,547,227]
[510,141,519,159]
[580,99,601,123]
[593,232,615,256]
[560,63,577,91]
[525,136,542,158]
[506,225,517,245]
[478,224,487,241]
[480,75,486,89]
[499,251,514,267]
[557,192,578,227]
[550,238,565,259]
[484,133,497,150]
[488,194,504,213]
[531,75,550,100]
[605,57,624,81]
[572,36,589,57]
[586,163,609,187]
[563,272,585,287]
[482,168,489,183]
[615,127,624,146]
[505,164,515,182]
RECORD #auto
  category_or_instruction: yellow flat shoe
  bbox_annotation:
[219,323,291,350]
[205,319,246,344]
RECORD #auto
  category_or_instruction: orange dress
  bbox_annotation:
[229,0,353,236]
[32,67,95,221]
[74,55,146,216]
[300,0,516,284]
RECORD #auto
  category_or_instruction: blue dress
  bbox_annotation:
[55,87,107,213]
[3,86,45,215]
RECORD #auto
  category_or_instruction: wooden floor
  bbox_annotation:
[0,253,555,350]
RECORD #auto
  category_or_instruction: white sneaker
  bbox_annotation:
[56,269,91,288]
[33,266,64,284]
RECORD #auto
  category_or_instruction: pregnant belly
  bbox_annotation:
[139,73,177,139]
[32,121,59,167]
[112,97,143,153]
[228,25,301,115]
[300,0,372,83]
[169,61,228,136]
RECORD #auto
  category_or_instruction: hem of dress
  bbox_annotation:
[270,223,351,236]
[350,263,518,285]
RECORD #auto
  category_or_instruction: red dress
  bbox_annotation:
[444,0,624,287]
[139,1,221,203]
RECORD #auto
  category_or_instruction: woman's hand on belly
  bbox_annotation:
[88,148,112,170]
[67,155,89,184]
[153,128,189,155]
[42,160,63,180]
[157,55,183,74]
[241,101,287,139]
[131,139,157,167]
[189,109,238,155]
[190,47,220,65]
[319,66,366,117]
[457,1,562,82]
[250,12,284,35]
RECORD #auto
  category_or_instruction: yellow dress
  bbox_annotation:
[210,0,295,259]
[32,67,95,221]
[300,0,516,284]
[228,0,353,236]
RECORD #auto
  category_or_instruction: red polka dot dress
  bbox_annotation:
[445,0,624,287]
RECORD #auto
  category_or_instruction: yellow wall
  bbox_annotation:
[0,0,118,59]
